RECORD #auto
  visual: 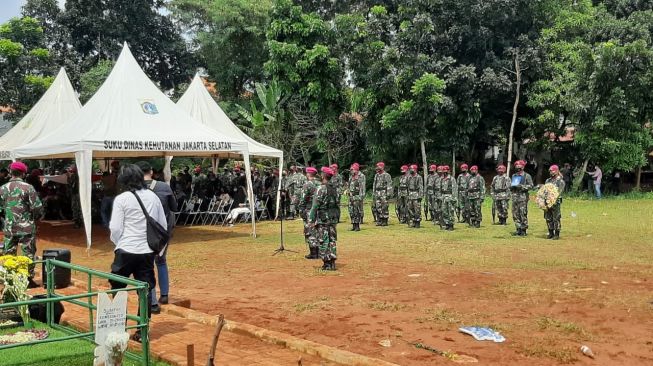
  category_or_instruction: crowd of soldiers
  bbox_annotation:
[291,160,567,267]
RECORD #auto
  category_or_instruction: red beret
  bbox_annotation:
[549,165,559,172]
[514,160,526,168]
[497,165,506,171]
[350,163,360,170]
[9,162,28,173]
[436,165,444,172]
[400,165,408,172]
[306,167,317,174]
[376,162,385,169]
[330,163,338,170]
[321,167,334,177]
[460,163,468,170]
[470,165,478,171]
[442,165,450,172]
[410,164,418,170]
[429,164,437,172]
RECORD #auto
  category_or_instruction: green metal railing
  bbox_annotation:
[0,259,150,365]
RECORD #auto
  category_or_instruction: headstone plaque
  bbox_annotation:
[94,292,128,346]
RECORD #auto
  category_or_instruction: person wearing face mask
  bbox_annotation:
[406,164,424,228]
[425,165,438,226]
[510,160,534,236]
[544,165,565,240]
[434,165,445,228]
[466,165,486,228]
[397,165,410,224]
[456,164,471,224]
[308,167,339,270]
[347,163,365,231]
[490,165,511,225]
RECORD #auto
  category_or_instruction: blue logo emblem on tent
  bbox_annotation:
[141,101,159,115]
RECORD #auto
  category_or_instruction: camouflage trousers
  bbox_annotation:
[407,198,422,223]
[512,199,529,230]
[458,193,469,222]
[544,203,562,231]
[302,215,319,249]
[396,195,408,223]
[494,199,509,220]
[431,196,443,225]
[3,234,36,278]
[466,197,483,225]
[316,224,337,261]
[348,199,363,224]
[441,196,456,227]
[336,196,342,223]
[373,193,389,221]
[72,194,82,225]
[291,193,302,215]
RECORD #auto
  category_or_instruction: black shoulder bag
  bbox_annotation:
[131,191,170,255]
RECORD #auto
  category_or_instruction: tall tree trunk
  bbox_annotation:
[452,148,456,176]
[506,50,521,177]
[573,158,589,192]
[420,138,428,186]
[635,165,642,191]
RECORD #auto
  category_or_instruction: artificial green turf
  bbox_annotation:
[0,322,169,366]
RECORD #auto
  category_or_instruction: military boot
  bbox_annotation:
[354,223,361,231]
[521,229,528,237]
[305,247,318,259]
[512,229,521,236]
[553,230,560,240]
[321,261,329,270]
[447,224,454,231]
[414,221,420,228]
[383,218,389,226]
[350,224,356,231]
[547,229,554,239]
[329,260,337,271]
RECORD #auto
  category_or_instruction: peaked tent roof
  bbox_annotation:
[177,74,283,159]
[14,44,248,160]
[0,67,81,160]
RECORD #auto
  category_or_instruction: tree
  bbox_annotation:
[170,0,272,99]
[0,16,55,121]
[79,59,114,103]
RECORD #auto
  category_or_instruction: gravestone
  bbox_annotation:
[94,292,128,346]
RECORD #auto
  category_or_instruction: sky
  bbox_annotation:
[0,0,65,24]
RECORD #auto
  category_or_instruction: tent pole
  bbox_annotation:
[242,151,256,238]
[276,155,283,220]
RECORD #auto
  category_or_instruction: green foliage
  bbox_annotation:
[0,38,23,58]
[79,59,114,104]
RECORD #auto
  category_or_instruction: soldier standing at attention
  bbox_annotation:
[425,165,438,225]
[300,167,320,259]
[434,165,444,228]
[440,165,458,231]
[0,162,43,287]
[347,163,365,231]
[286,166,298,220]
[281,169,291,219]
[294,167,307,218]
[510,160,534,236]
[372,162,392,226]
[545,165,565,240]
[330,164,343,223]
[397,165,409,224]
[309,167,339,271]
[490,165,510,225]
[457,164,470,224]
[466,165,486,228]
[406,164,424,228]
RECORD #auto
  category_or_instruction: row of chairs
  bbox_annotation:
[173,195,270,226]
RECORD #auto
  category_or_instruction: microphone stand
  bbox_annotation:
[273,190,297,255]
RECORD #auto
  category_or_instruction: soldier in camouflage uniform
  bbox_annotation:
[286,166,299,219]
[329,164,343,223]
[406,164,424,228]
[309,167,339,271]
[510,160,534,236]
[466,166,486,228]
[293,167,307,218]
[440,165,458,231]
[434,165,445,228]
[300,167,320,258]
[372,162,392,226]
[490,165,510,225]
[0,162,43,284]
[281,169,291,219]
[425,165,438,225]
[347,163,365,231]
[397,165,409,224]
[67,166,82,228]
[544,165,565,240]
[456,164,470,224]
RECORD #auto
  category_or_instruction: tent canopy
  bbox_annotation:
[177,74,283,159]
[14,43,256,247]
[0,68,81,160]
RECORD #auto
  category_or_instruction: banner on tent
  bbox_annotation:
[103,140,233,151]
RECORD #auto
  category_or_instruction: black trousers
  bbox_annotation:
[109,249,156,318]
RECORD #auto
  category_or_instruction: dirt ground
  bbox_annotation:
[30,199,653,365]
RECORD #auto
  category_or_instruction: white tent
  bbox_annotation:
[177,74,284,216]
[14,43,256,246]
[0,67,81,160]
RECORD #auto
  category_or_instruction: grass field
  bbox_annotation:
[1,322,169,366]
[35,196,653,365]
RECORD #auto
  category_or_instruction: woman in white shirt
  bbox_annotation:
[108,164,166,342]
